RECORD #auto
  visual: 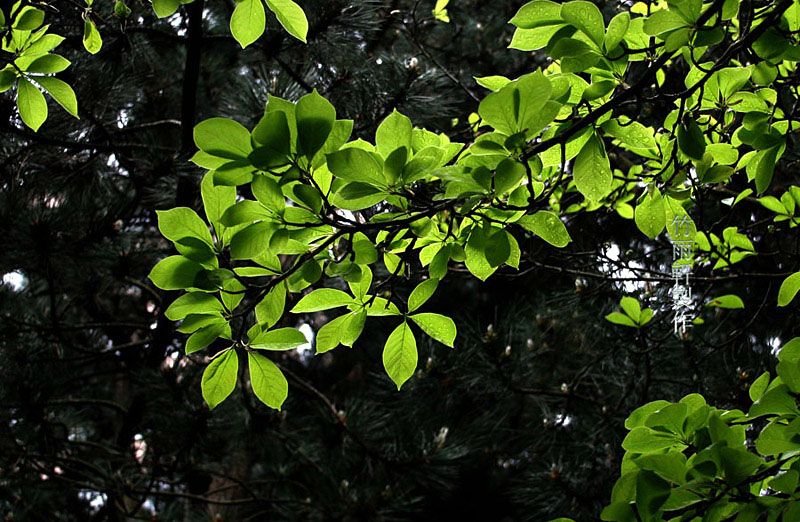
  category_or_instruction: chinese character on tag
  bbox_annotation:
[670,282,692,310]
[668,213,694,337]
[671,215,692,238]
[671,240,693,261]
[671,263,691,285]
[673,308,692,335]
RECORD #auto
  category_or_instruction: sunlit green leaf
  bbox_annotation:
[201,349,238,409]
[248,352,288,409]
[231,0,266,48]
[265,0,308,42]
[382,321,418,390]
[16,78,47,131]
[410,313,456,347]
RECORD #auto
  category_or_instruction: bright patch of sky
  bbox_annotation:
[295,323,315,364]
[598,243,647,293]
[769,336,782,357]
[78,491,106,512]
[3,271,26,291]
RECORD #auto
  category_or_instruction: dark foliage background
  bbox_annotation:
[1,0,796,520]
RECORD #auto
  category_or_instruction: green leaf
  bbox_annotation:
[769,469,799,494]
[251,327,307,350]
[174,240,215,270]
[581,80,614,101]
[664,196,696,241]
[265,0,308,43]
[509,25,565,51]
[315,314,348,353]
[231,0,266,48]
[625,400,672,429]
[220,200,271,226]
[383,145,407,182]
[433,0,450,22]
[550,38,600,73]
[605,312,637,327]
[749,384,800,418]
[573,134,612,202]
[491,229,515,268]
[151,0,180,18]
[778,272,800,307]
[633,451,687,485]
[601,119,656,150]
[717,66,753,99]
[758,196,787,215]
[201,349,238,410]
[83,20,103,54]
[229,222,275,260]
[291,288,354,312]
[677,119,705,160]
[748,371,770,402]
[213,160,253,186]
[494,159,526,194]
[16,78,47,131]
[0,70,15,93]
[24,34,66,55]
[25,54,71,74]
[706,295,744,309]
[465,226,497,281]
[622,426,682,452]
[165,292,224,321]
[363,296,402,317]
[474,75,511,91]
[643,9,687,37]
[148,256,207,290]
[186,323,228,354]
[296,89,336,160]
[403,146,444,182]
[510,0,563,28]
[313,309,366,352]
[753,146,782,195]
[332,182,386,210]
[114,0,132,17]
[220,277,245,312]
[201,171,236,245]
[34,77,78,119]
[251,111,291,164]
[560,1,606,48]
[255,285,286,328]
[635,470,670,519]
[327,148,385,186]
[478,72,552,136]
[252,176,286,213]
[194,118,253,160]
[517,211,571,247]
[179,314,225,334]
[376,109,413,159]
[410,313,456,348]
[352,232,378,265]
[340,308,367,347]
[14,7,45,30]
[347,264,373,300]
[756,419,800,455]
[13,3,44,31]
[248,352,288,409]
[604,12,630,52]
[382,321,418,390]
[157,207,214,247]
[408,278,439,313]
[634,187,666,239]
[620,297,641,323]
